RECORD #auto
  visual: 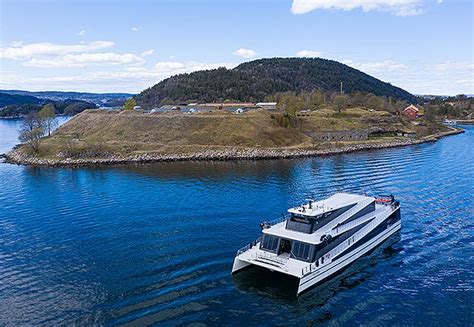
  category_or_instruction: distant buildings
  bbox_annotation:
[192,102,277,110]
[256,102,277,110]
[402,105,421,119]
[197,102,254,108]
[147,102,278,113]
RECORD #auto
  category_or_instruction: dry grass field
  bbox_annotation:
[31,108,447,159]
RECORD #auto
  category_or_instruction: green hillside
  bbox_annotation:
[136,57,416,108]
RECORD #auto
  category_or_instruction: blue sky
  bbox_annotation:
[0,0,472,95]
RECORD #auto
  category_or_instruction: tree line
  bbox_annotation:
[0,99,97,118]
[270,90,409,114]
[422,94,473,121]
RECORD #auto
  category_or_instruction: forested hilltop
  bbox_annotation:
[0,92,98,118]
[136,57,416,108]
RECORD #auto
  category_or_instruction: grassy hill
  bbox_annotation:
[23,106,449,162]
[56,109,308,147]
[136,57,416,108]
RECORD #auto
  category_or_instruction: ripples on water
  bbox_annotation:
[0,123,473,326]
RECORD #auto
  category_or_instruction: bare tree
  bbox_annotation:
[334,94,348,113]
[18,113,44,153]
[38,104,58,136]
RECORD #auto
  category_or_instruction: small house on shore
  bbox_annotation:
[256,102,277,110]
[402,105,421,119]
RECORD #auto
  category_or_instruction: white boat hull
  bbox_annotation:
[232,193,401,296]
[297,219,400,294]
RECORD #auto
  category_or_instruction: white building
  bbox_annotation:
[256,102,277,110]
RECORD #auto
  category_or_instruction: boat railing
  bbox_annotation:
[254,251,288,266]
[266,214,291,226]
[322,198,373,233]
[331,214,375,237]
[236,236,262,255]
[301,212,388,276]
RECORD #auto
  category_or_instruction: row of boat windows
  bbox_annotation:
[292,241,311,261]
[260,235,313,261]
[286,203,357,234]
[260,234,279,252]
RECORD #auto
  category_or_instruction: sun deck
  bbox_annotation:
[260,193,376,244]
[287,192,371,217]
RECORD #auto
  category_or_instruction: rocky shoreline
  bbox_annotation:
[4,128,464,167]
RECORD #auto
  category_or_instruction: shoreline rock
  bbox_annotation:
[4,128,464,167]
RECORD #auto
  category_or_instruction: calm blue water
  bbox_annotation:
[0,119,473,326]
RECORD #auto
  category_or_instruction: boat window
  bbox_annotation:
[286,216,316,233]
[260,235,279,253]
[303,244,309,259]
[291,241,312,261]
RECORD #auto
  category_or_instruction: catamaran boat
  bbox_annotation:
[232,192,401,295]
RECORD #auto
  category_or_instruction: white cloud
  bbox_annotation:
[77,30,86,36]
[291,0,424,16]
[141,49,154,57]
[131,26,142,32]
[343,59,408,73]
[336,58,473,95]
[426,61,474,72]
[296,50,323,57]
[24,52,146,68]
[233,48,257,58]
[1,58,472,95]
[0,40,152,68]
[153,61,234,75]
[0,61,237,93]
[0,41,114,60]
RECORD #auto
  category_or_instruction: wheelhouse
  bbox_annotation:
[260,234,318,262]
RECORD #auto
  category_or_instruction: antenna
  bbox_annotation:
[306,193,316,209]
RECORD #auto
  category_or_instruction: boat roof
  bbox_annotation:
[287,192,371,217]
[264,195,385,244]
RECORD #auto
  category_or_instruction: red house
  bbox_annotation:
[403,105,420,119]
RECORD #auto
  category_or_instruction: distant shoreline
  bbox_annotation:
[0,114,72,120]
[4,128,463,167]
[455,119,474,125]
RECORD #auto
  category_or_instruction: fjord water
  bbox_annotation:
[0,120,473,326]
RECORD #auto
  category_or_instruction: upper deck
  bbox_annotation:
[287,193,372,217]
[263,193,378,244]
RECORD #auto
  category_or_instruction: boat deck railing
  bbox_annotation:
[236,236,262,255]
[253,251,288,267]
[266,214,291,226]
[301,207,398,277]
[312,198,373,237]
[331,214,375,237]
[235,214,290,256]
